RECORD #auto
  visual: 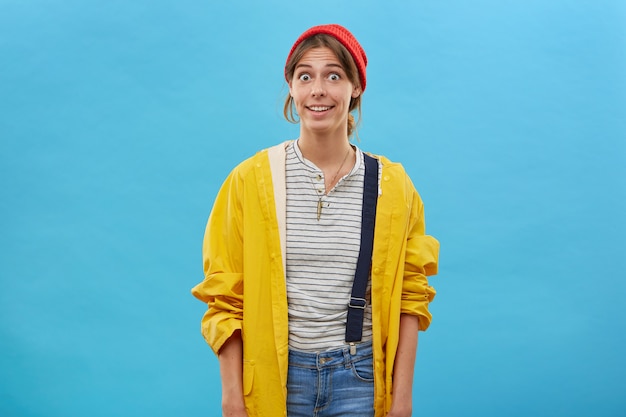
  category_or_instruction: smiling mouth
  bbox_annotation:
[307,106,333,112]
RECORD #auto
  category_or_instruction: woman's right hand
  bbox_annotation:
[222,399,248,417]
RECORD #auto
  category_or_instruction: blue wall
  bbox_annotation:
[1,1,624,416]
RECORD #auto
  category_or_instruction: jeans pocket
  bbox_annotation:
[351,356,374,382]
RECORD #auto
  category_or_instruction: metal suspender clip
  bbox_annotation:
[348,297,367,309]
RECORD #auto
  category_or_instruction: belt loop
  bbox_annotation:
[343,347,351,369]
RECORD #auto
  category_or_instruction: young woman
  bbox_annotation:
[192,24,439,417]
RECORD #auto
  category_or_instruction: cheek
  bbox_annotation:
[290,87,306,102]
[292,94,306,108]
[331,91,353,106]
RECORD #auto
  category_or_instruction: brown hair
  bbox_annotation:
[283,34,362,138]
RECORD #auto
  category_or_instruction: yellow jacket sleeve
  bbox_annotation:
[191,167,245,355]
[401,175,439,331]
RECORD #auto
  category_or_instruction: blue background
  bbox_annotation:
[1,0,624,416]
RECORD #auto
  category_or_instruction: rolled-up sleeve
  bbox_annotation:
[191,168,245,355]
[401,182,439,331]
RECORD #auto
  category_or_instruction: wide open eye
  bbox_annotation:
[328,73,341,81]
[298,73,311,81]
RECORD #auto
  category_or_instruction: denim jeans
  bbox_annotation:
[286,341,375,417]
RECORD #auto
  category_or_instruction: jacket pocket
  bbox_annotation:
[243,360,255,396]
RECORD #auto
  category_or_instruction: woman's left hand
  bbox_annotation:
[386,404,412,417]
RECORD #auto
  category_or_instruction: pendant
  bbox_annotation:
[317,198,323,221]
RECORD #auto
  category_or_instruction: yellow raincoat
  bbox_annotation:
[192,142,439,416]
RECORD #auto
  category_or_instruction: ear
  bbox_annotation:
[351,86,361,98]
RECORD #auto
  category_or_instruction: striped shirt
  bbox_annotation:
[285,140,373,351]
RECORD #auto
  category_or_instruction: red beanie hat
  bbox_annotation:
[285,24,368,92]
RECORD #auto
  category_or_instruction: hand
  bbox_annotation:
[222,399,248,417]
[386,404,412,417]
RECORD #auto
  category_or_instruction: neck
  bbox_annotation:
[298,131,352,170]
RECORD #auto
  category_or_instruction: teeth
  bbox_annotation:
[310,106,331,112]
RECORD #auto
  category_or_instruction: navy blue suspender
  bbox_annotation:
[345,153,379,348]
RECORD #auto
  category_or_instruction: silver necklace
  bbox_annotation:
[312,147,352,221]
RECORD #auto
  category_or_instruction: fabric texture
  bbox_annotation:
[285,24,368,91]
[191,141,439,417]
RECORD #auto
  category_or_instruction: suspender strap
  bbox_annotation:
[345,153,379,343]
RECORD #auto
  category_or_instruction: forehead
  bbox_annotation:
[296,46,342,68]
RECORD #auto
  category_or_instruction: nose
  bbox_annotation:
[311,78,326,97]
